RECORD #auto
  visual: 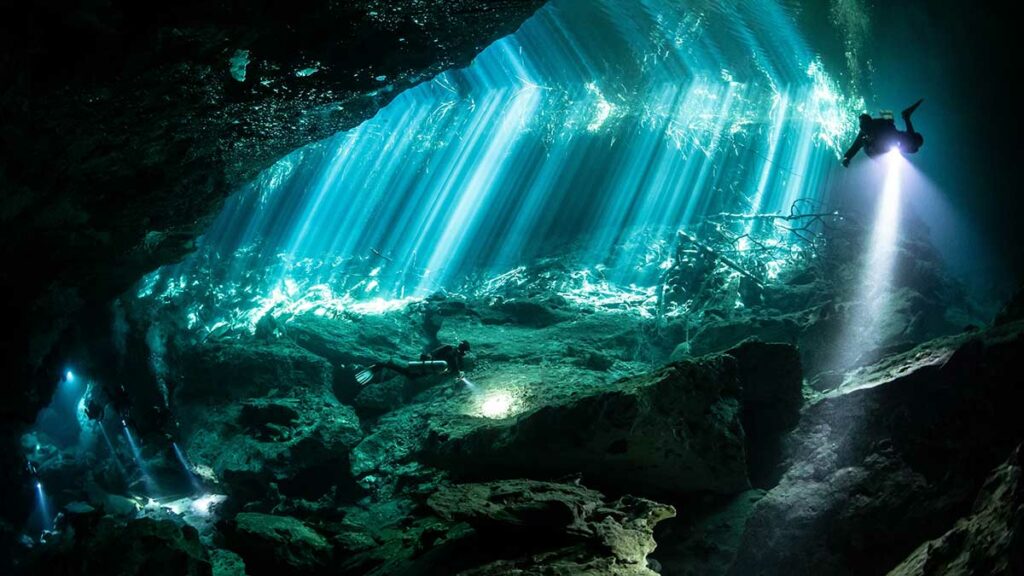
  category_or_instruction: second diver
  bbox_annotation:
[356,340,471,386]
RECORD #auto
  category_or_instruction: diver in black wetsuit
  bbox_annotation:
[356,340,471,386]
[842,99,924,166]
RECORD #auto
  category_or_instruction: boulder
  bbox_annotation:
[210,549,247,576]
[178,341,335,402]
[32,515,211,576]
[728,320,1024,575]
[175,340,363,505]
[349,342,802,500]
[421,356,751,497]
[995,285,1024,326]
[476,296,572,327]
[327,498,469,576]
[352,376,411,415]
[436,297,671,369]
[675,272,982,379]
[223,513,332,576]
[728,341,803,488]
[679,316,802,359]
[887,444,1024,576]
[652,490,765,576]
[287,313,425,368]
[427,479,676,576]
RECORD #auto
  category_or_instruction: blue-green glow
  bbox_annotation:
[143,0,862,329]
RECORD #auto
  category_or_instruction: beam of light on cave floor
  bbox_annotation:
[141,0,864,325]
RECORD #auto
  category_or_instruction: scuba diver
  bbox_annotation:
[82,382,128,423]
[25,460,39,479]
[355,340,471,386]
[111,383,133,425]
[841,99,924,166]
[145,403,182,442]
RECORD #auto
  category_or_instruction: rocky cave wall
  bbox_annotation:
[16,268,1024,575]
[0,0,545,554]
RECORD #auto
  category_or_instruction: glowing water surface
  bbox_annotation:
[141,0,862,330]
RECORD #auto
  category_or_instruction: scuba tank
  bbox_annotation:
[404,360,450,377]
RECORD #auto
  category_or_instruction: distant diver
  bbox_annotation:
[83,382,130,423]
[356,340,471,386]
[841,99,924,166]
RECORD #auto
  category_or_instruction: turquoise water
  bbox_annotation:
[143,0,862,329]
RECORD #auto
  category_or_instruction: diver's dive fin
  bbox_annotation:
[355,367,375,386]
[902,98,924,119]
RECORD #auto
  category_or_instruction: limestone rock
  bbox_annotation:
[210,548,248,576]
[728,320,1024,575]
[287,313,424,368]
[427,479,676,576]
[476,296,572,327]
[32,515,211,576]
[176,341,363,505]
[349,341,801,501]
[728,341,803,488]
[995,286,1024,326]
[437,305,663,369]
[887,445,1024,576]
[653,490,765,576]
[223,513,332,576]
[679,316,802,360]
[422,356,751,497]
[327,499,468,576]
[178,341,334,402]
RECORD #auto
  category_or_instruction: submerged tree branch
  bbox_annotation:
[710,211,840,222]
[677,230,764,289]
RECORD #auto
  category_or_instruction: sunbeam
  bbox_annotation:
[139,0,862,333]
